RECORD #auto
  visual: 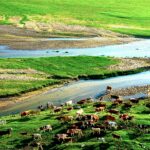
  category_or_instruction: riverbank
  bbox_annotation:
[0,57,149,110]
[0,25,137,50]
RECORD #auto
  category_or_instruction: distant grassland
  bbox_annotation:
[0,0,150,37]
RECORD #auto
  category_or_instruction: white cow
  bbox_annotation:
[32,133,42,140]
[107,121,117,129]
[76,109,84,116]
[65,100,73,106]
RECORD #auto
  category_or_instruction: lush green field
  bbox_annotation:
[0,0,150,37]
[0,99,149,150]
[0,56,118,77]
[0,56,119,97]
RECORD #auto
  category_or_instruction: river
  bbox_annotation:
[0,39,150,58]
[0,71,150,116]
[0,38,150,116]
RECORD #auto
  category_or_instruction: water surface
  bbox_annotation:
[1,71,150,116]
[0,39,150,58]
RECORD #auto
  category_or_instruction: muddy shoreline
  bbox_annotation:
[0,25,137,50]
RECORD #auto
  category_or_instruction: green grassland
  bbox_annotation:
[0,99,149,150]
[0,0,150,37]
[0,56,120,97]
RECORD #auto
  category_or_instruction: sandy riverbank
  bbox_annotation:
[0,25,137,50]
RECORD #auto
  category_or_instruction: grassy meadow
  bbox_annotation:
[0,56,120,97]
[0,99,149,150]
[0,0,150,37]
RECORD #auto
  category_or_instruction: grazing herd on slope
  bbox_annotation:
[0,86,150,149]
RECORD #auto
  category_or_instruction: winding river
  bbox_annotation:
[0,38,150,116]
[0,39,150,58]
[0,71,150,116]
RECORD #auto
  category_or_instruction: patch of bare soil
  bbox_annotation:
[111,85,150,97]
[108,58,150,71]
[0,25,137,50]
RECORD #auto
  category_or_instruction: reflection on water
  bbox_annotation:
[1,71,150,116]
[0,40,150,58]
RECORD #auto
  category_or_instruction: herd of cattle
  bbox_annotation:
[0,86,150,149]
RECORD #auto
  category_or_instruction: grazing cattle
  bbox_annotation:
[93,102,106,108]
[106,86,112,93]
[76,109,84,116]
[77,99,86,105]
[83,114,99,122]
[32,133,42,140]
[47,102,54,109]
[86,97,94,103]
[65,100,73,106]
[113,99,123,104]
[0,128,13,136]
[130,98,139,104]
[38,105,46,111]
[94,124,106,130]
[92,114,99,122]
[85,120,95,127]
[20,111,30,117]
[74,121,85,129]
[67,129,83,138]
[0,120,6,125]
[54,107,62,113]
[39,125,52,132]
[105,121,117,129]
[95,106,105,112]
[60,115,73,122]
[64,137,74,143]
[92,127,101,135]
[105,115,116,121]
[112,133,121,140]
[123,103,132,109]
[67,107,73,111]
[120,114,134,121]
[56,134,68,141]
[108,109,119,115]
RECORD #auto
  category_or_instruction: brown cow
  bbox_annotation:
[120,114,134,121]
[123,103,132,108]
[108,109,119,115]
[54,107,62,113]
[93,102,106,108]
[67,107,73,111]
[105,115,116,121]
[77,99,86,105]
[114,99,123,104]
[95,106,105,112]
[67,129,83,138]
[112,133,121,140]
[61,115,73,122]
[21,111,30,117]
[130,98,139,104]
